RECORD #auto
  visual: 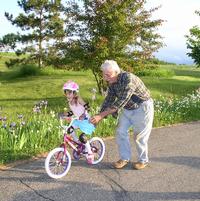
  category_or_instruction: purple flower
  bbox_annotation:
[17,114,23,119]
[33,100,48,113]
[9,129,15,134]
[33,106,41,113]
[3,117,7,121]
[40,100,48,107]
[2,124,7,129]
[43,100,48,106]
[20,121,26,126]
[91,88,97,93]
[35,104,41,109]
[10,122,16,128]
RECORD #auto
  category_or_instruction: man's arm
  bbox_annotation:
[100,87,116,112]
[90,73,134,124]
[90,107,117,124]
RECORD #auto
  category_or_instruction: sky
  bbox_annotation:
[146,0,200,64]
[0,0,200,65]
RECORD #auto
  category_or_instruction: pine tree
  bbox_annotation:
[2,0,65,68]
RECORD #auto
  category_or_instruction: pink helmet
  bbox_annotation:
[63,80,79,92]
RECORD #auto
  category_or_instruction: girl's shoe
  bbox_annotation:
[86,154,94,164]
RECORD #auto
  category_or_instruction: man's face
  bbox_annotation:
[102,69,118,84]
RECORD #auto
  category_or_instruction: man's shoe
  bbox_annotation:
[133,162,149,170]
[112,159,129,169]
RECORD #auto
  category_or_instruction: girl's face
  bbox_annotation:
[64,90,75,101]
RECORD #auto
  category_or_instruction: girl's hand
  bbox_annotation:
[79,114,86,120]
[64,117,72,122]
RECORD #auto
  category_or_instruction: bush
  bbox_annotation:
[2,64,42,79]
[17,64,41,77]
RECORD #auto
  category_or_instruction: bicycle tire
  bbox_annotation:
[45,147,71,179]
[89,137,105,164]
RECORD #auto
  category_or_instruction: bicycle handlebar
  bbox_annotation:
[59,116,78,131]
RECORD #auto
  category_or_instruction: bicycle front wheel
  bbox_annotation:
[45,147,71,179]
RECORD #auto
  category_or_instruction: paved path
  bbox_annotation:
[0,122,200,201]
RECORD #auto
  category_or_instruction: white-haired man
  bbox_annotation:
[90,60,154,170]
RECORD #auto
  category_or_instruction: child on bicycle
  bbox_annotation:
[62,80,95,164]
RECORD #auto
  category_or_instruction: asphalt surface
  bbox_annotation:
[0,121,200,201]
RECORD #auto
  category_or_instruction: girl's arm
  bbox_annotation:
[78,96,90,111]
[65,110,73,117]
[77,96,86,105]
[77,96,90,119]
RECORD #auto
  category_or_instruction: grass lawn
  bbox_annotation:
[0,70,98,118]
[0,53,200,164]
[0,55,200,119]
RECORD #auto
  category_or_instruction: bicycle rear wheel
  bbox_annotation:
[89,137,105,164]
[45,147,71,179]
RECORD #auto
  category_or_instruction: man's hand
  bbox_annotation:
[90,115,103,125]
[90,107,117,125]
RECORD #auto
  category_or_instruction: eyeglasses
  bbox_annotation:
[64,89,73,94]
[103,71,115,78]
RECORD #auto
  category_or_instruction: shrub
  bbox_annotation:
[16,64,41,77]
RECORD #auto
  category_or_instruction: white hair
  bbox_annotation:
[100,60,121,74]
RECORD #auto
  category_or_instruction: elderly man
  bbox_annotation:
[90,60,154,170]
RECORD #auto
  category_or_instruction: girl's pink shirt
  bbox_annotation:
[69,102,89,118]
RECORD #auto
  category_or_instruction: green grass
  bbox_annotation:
[0,70,99,119]
[0,53,199,116]
[142,65,200,98]
[143,76,200,98]
[0,60,200,118]
[0,54,200,164]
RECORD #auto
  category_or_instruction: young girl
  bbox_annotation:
[62,80,95,164]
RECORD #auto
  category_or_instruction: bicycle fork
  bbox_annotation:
[63,135,79,153]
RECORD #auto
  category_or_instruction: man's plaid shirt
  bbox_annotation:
[100,71,151,113]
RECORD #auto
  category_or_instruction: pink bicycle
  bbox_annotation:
[45,117,105,179]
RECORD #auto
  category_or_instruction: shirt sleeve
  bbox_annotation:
[100,87,116,112]
[111,73,135,110]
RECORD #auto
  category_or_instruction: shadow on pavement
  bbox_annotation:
[152,156,200,169]
[11,181,200,201]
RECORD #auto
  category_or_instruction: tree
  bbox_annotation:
[186,10,200,67]
[0,33,20,51]
[1,0,65,68]
[63,0,163,93]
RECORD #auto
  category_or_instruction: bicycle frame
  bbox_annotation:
[59,117,86,157]
[61,134,81,154]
